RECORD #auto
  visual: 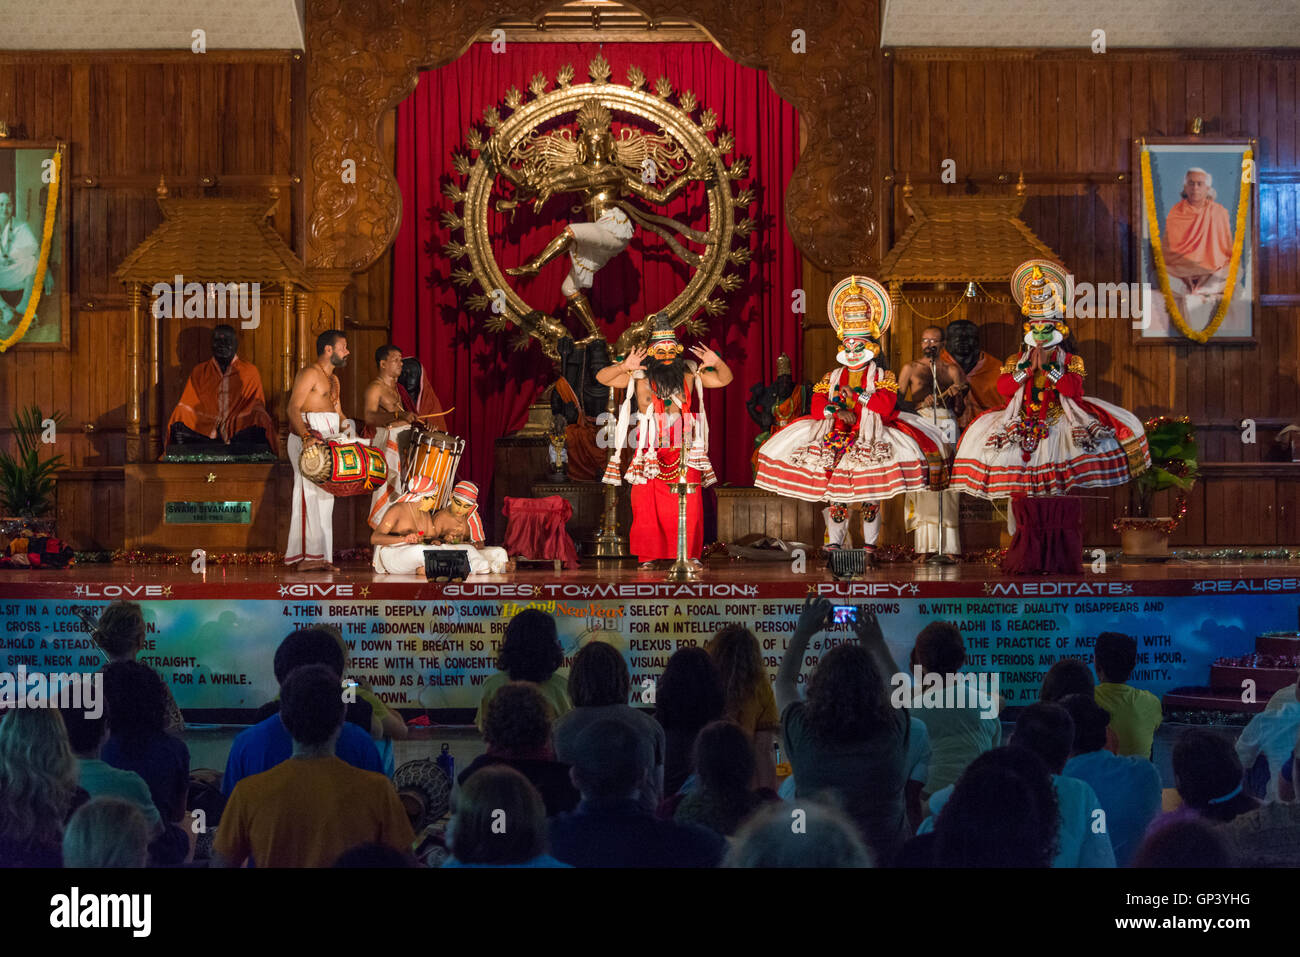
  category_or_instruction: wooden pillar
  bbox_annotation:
[126,283,142,463]
[301,268,352,370]
[888,279,903,370]
[282,282,295,455]
[149,280,163,461]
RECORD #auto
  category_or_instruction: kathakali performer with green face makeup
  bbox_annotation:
[950,260,1151,518]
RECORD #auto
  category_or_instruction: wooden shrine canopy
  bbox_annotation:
[879,193,1064,287]
[113,182,312,461]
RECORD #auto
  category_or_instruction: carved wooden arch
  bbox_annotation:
[305,0,881,277]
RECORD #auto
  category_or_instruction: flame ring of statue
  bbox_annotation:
[441,57,755,361]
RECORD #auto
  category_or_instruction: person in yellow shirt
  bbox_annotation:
[1093,632,1163,760]
[213,664,414,868]
[475,609,571,733]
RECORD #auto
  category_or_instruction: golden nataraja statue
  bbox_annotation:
[443,54,753,361]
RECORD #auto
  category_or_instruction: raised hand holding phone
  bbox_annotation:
[796,593,833,635]
[854,607,885,645]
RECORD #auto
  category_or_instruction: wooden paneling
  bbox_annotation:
[54,467,123,550]
[123,463,289,551]
[0,54,299,469]
[879,51,1300,458]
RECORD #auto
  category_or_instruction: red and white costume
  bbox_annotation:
[755,275,947,549]
[603,363,715,562]
[952,261,1150,504]
[951,349,1149,498]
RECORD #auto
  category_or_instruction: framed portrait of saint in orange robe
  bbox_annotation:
[1132,136,1259,344]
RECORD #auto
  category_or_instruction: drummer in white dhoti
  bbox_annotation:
[361,344,420,528]
[371,481,508,576]
[285,330,357,571]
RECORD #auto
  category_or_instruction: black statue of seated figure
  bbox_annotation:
[164,324,277,460]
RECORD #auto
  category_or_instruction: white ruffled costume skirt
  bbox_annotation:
[950,389,1150,499]
[756,410,948,503]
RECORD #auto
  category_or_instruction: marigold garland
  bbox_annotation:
[1141,145,1252,344]
[0,145,63,353]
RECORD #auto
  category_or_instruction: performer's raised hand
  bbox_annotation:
[622,347,647,372]
[689,344,721,367]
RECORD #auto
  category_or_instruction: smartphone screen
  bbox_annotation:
[831,605,857,625]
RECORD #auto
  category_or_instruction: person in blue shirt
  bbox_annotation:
[223,628,383,796]
[1059,694,1161,866]
[549,718,726,868]
[917,704,1116,867]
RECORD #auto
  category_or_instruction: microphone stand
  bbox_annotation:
[926,353,957,566]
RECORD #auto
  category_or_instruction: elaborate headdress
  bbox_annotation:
[776,352,792,377]
[576,98,613,134]
[647,313,683,356]
[827,275,891,342]
[1011,259,1071,334]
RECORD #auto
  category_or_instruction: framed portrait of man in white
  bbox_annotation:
[0,141,69,351]
[1132,137,1259,344]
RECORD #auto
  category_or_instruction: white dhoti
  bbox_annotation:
[372,543,509,576]
[905,407,960,554]
[905,491,961,554]
[561,207,634,297]
[285,412,357,565]
[367,423,412,528]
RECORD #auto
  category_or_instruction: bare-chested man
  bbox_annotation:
[898,326,969,416]
[596,315,732,567]
[285,329,352,570]
[370,480,508,576]
[362,344,419,528]
[899,326,966,560]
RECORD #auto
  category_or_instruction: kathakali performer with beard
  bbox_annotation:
[598,316,733,568]
[950,260,1150,526]
[755,276,949,559]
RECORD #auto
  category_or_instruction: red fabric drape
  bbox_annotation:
[1001,496,1084,575]
[393,42,802,513]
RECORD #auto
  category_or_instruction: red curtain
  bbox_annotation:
[392,42,802,513]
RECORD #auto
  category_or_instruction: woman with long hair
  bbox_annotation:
[705,625,778,789]
[553,639,665,809]
[775,596,910,865]
[0,709,82,867]
[474,609,571,733]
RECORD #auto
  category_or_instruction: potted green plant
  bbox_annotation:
[1116,416,1199,559]
[0,406,66,543]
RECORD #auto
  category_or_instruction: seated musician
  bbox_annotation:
[370,481,508,576]
[164,324,277,457]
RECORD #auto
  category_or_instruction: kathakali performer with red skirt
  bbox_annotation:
[599,315,733,567]
[755,276,948,556]
[950,260,1150,522]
